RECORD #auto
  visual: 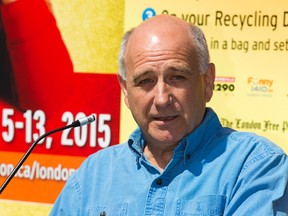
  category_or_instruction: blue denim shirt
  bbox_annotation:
[50,108,288,215]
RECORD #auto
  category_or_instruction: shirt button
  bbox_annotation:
[156,178,163,185]
[186,154,191,160]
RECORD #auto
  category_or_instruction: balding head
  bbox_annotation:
[130,15,191,42]
[118,15,210,80]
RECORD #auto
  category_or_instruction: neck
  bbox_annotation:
[144,143,176,172]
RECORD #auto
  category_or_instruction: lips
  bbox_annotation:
[153,115,177,121]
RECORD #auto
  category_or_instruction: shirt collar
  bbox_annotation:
[127,108,222,160]
[180,107,222,159]
[127,127,145,157]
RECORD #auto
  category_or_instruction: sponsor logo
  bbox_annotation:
[247,77,273,97]
[213,76,236,94]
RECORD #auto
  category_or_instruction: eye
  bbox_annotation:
[171,75,187,81]
[137,78,154,86]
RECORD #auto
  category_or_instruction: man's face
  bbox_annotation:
[120,17,214,147]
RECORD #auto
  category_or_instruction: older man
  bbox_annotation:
[50,15,288,215]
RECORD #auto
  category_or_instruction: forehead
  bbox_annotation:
[124,18,197,73]
[126,17,193,52]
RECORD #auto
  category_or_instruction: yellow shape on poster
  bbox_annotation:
[51,0,124,74]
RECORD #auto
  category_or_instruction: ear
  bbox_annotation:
[204,63,215,102]
[118,75,130,109]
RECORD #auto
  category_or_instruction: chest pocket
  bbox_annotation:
[176,195,226,216]
[87,203,128,216]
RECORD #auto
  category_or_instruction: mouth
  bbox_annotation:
[153,115,178,122]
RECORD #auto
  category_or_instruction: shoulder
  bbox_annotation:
[82,143,130,167]
[220,130,287,173]
[68,143,131,187]
[226,131,285,155]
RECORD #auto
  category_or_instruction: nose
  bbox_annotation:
[154,81,172,108]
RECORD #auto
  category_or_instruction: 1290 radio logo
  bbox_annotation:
[213,76,236,94]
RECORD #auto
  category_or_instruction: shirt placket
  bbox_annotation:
[144,177,168,216]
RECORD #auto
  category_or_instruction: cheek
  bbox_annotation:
[128,90,156,123]
[127,93,150,127]
[180,86,206,113]
[127,90,147,112]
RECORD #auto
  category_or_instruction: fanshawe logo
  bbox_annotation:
[213,76,236,93]
[247,77,274,96]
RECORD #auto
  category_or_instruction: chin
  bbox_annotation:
[152,131,183,144]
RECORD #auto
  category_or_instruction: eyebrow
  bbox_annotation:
[131,64,194,83]
[168,64,194,75]
[132,70,153,84]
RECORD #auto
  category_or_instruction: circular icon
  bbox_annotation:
[142,8,156,21]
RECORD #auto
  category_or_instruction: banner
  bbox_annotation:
[123,0,288,154]
[0,0,287,215]
[0,0,124,214]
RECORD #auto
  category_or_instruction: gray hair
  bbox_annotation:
[118,24,210,80]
